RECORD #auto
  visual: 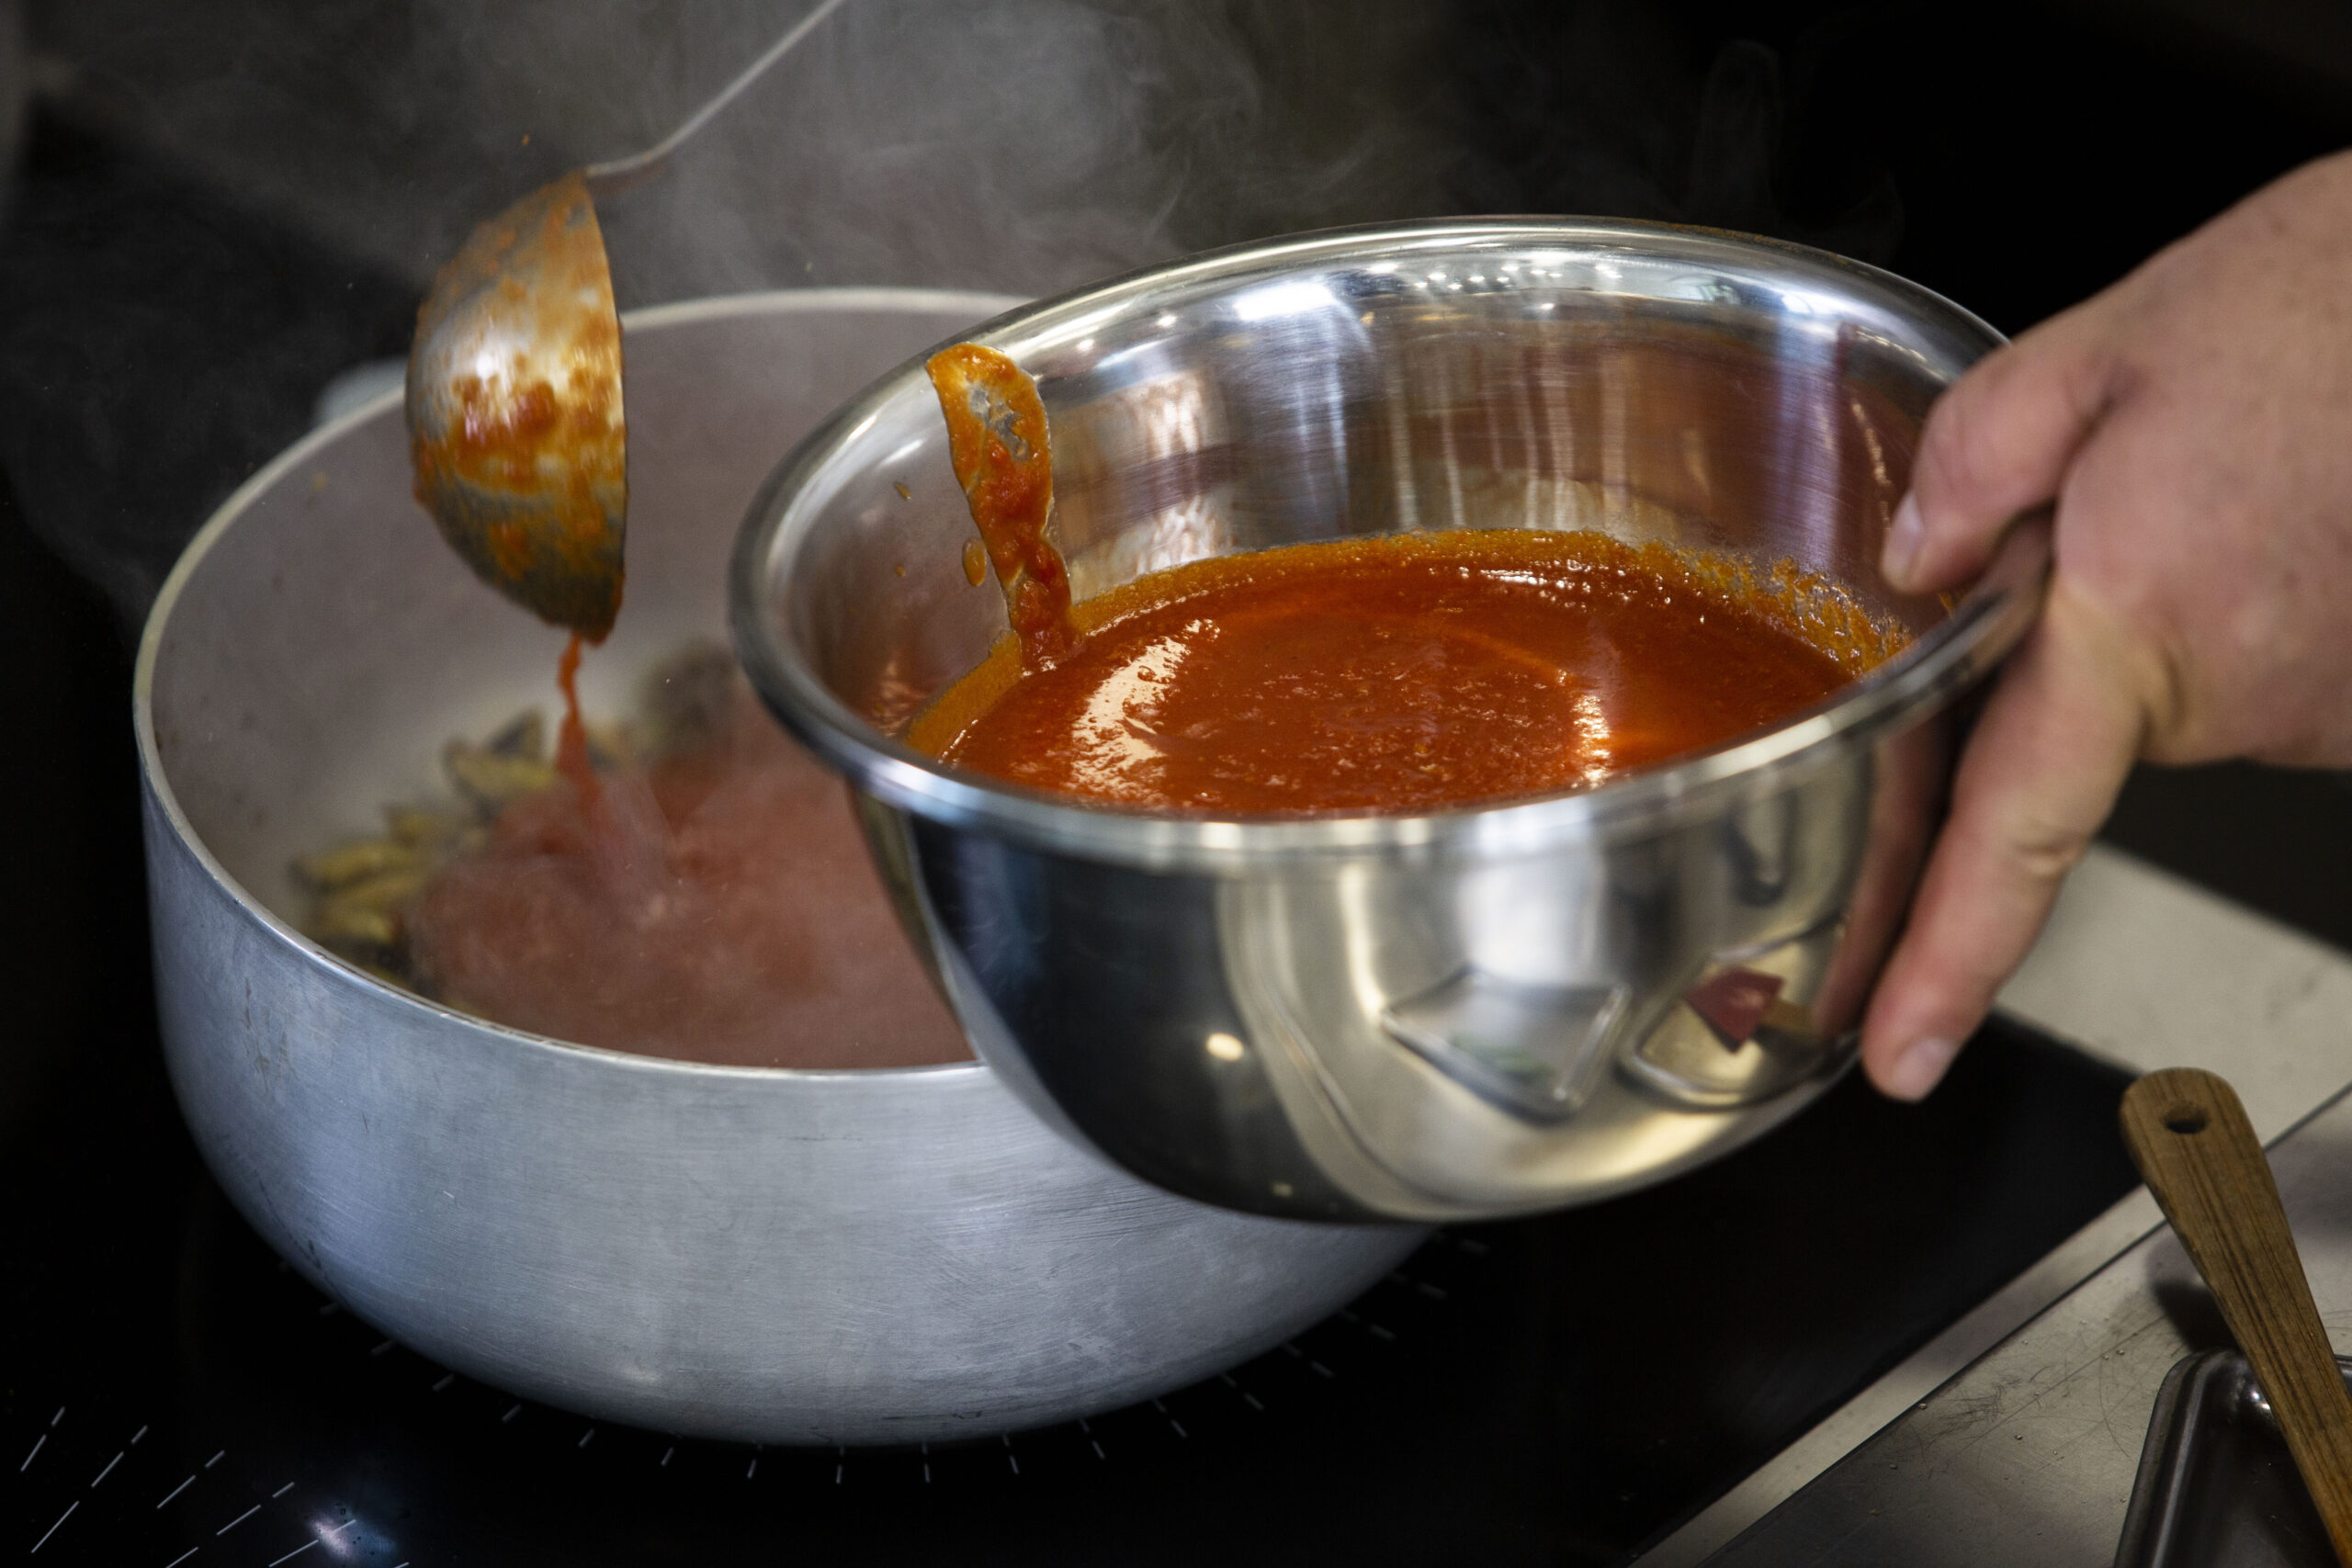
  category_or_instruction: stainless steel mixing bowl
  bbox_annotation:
[135,289,1422,1446]
[732,220,2049,1224]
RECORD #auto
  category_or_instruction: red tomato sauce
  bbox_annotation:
[410,683,972,1068]
[910,529,1881,815]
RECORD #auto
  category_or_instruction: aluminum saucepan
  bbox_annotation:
[135,289,1422,1446]
[732,220,2048,1224]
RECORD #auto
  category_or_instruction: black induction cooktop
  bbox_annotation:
[3,907,2137,1568]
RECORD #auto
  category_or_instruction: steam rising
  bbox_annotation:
[9,0,1901,625]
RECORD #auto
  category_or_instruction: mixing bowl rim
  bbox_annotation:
[134,286,1026,1086]
[730,217,2041,868]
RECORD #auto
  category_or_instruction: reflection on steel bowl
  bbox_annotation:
[733,220,2049,1224]
[135,291,1422,1446]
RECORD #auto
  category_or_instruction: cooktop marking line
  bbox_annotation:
[203,1450,224,1469]
[48,1408,62,1428]
[577,1427,595,1450]
[163,1548,198,1568]
[18,1433,43,1472]
[156,1474,194,1508]
[91,1450,121,1486]
[217,1503,259,1535]
[130,1426,148,1445]
[659,1447,673,1468]
[271,1482,294,1498]
[429,1374,454,1394]
[368,1340,393,1358]
[28,1499,76,1553]
[266,1542,316,1566]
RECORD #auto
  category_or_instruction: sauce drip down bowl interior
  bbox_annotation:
[134,291,1422,1446]
[732,221,2048,1224]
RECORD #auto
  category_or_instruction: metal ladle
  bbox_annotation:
[405,0,848,640]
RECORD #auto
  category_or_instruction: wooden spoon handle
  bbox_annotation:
[2120,1068,2352,1564]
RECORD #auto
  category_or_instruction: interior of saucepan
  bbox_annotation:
[750,221,1999,789]
[140,293,1016,1032]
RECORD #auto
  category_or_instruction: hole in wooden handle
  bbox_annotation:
[2164,1107,2210,1135]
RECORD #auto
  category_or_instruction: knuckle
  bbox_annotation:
[1998,810,2096,887]
[1918,363,2017,508]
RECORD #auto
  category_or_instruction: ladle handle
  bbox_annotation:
[2120,1067,2352,1564]
[584,0,850,196]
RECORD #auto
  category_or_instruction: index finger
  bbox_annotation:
[1884,304,2120,596]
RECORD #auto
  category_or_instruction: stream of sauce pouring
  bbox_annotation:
[554,632,601,809]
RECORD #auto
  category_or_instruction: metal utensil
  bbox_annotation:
[406,0,848,639]
[732,218,2050,1223]
[2120,1068,2352,1564]
[143,290,1420,1445]
[2117,1348,2352,1568]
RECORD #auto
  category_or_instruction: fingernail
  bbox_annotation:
[1884,1035,1959,1101]
[1882,493,1924,588]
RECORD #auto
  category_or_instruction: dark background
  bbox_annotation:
[0,2,2348,1563]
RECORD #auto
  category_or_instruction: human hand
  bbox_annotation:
[1861,149,2352,1100]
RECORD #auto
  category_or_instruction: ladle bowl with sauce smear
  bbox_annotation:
[733,220,2050,1224]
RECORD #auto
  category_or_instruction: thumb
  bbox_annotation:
[1884,304,2120,595]
[1860,582,2156,1099]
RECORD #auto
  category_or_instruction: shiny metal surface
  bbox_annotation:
[402,0,846,635]
[138,290,1421,1447]
[1641,844,2352,1568]
[1699,1073,2352,1568]
[733,219,2048,1222]
[2115,1349,2352,1568]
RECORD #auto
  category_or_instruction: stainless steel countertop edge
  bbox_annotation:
[1631,1186,2168,1568]
[1633,841,2352,1567]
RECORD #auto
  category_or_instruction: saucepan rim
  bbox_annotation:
[133,288,1026,1083]
[731,218,2046,872]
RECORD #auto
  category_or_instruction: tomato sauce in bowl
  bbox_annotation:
[915,344,1904,817]
[910,528,1882,814]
